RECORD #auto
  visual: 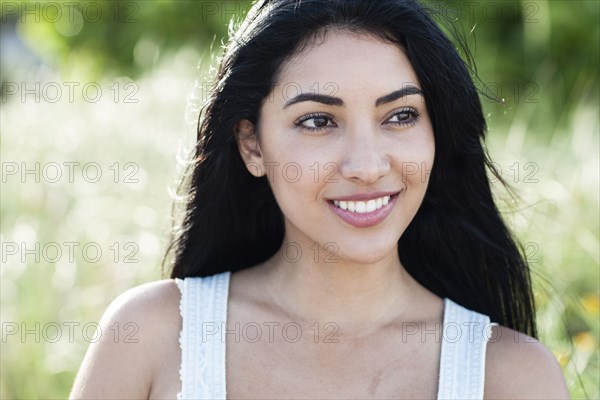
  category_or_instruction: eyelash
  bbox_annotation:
[294,107,422,133]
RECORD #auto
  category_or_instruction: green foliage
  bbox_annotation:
[3,0,247,79]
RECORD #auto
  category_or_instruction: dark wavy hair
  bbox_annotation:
[164,0,537,338]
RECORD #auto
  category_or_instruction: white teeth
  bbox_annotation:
[331,195,392,213]
[366,199,376,212]
[355,201,366,213]
[347,201,355,212]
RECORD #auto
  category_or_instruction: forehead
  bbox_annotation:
[274,30,421,96]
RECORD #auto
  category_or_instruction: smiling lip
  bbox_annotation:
[327,190,399,202]
[326,191,401,228]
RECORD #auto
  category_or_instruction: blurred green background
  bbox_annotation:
[1,0,598,398]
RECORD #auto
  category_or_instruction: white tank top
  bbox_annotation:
[175,271,498,399]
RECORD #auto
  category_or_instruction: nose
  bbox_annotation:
[340,128,390,184]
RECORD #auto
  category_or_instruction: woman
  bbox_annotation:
[71,0,570,398]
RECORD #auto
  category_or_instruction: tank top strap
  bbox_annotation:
[175,271,231,400]
[437,297,498,400]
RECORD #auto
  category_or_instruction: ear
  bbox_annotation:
[234,119,265,177]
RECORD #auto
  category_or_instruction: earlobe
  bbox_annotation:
[234,119,265,177]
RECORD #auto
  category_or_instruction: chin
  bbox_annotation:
[334,242,396,265]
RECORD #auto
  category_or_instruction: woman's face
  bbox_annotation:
[237,30,435,264]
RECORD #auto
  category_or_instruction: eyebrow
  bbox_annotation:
[282,85,423,109]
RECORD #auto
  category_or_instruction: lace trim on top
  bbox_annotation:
[437,298,499,400]
[175,272,230,400]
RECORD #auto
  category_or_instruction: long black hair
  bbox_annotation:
[164,0,537,338]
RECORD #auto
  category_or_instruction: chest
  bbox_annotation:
[225,322,443,399]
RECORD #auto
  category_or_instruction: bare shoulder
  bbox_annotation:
[70,279,182,399]
[101,279,181,324]
[484,324,570,399]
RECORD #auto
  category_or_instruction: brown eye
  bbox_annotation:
[295,113,336,133]
[387,107,421,127]
[395,111,410,121]
[312,116,329,127]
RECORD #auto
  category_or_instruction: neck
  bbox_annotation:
[261,236,421,336]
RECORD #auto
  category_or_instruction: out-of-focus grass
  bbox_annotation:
[1,50,200,399]
[484,68,599,399]
[1,52,598,399]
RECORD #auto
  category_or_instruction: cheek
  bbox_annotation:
[260,141,324,204]
[393,131,435,183]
